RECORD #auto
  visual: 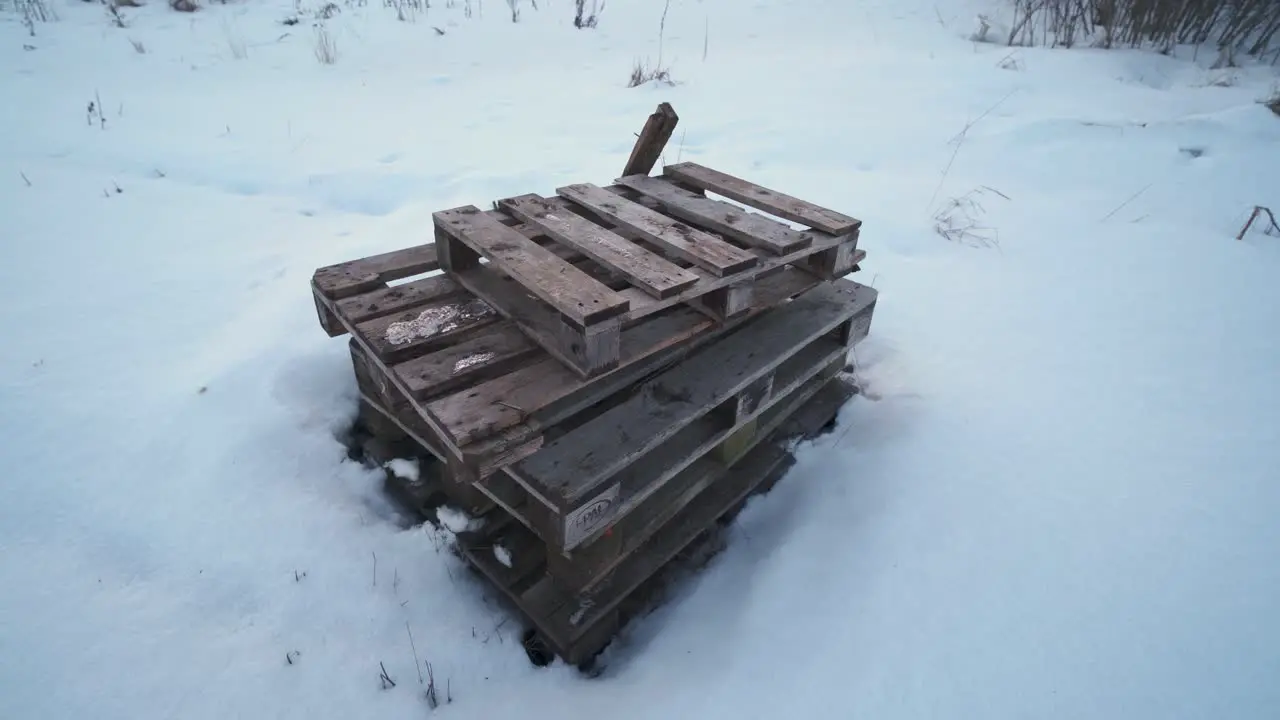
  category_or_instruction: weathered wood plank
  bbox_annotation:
[429,268,824,467]
[550,355,845,586]
[445,261,622,379]
[615,174,813,255]
[313,244,439,299]
[434,206,630,327]
[547,334,847,552]
[393,323,539,401]
[314,292,346,337]
[335,273,461,325]
[354,294,500,364]
[621,102,679,178]
[663,162,862,235]
[557,183,757,277]
[499,194,699,300]
[548,192,861,320]
[545,442,795,645]
[517,279,877,504]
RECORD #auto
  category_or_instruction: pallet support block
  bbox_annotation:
[434,224,625,379]
[686,281,754,321]
[802,234,861,280]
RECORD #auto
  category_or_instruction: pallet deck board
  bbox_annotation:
[499,194,700,300]
[557,183,758,277]
[548,346,849,557]
[313,243,440,299]
[335,273,461,325]
[517,279,877,503]
[549,365,847,594]
[393,323,539,401]
[426,269,824,455]
[663,162,862,235]
[537,191,863,321]
[434,206,631,327]
[615,174,814,255]
[356,294,500,363]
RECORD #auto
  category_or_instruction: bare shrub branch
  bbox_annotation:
[1004,0,1280,57]
[933,187,1009,249]
[314,23,338,64]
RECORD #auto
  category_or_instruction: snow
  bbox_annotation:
[2,0,1279,718]
[493,543,514,569]
[436,504,482,535]
[384,457,419,482]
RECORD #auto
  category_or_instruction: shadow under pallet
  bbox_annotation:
[377,372,857,667]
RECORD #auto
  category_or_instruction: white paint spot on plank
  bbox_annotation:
[384,299,493,346]
[453,351,497,373]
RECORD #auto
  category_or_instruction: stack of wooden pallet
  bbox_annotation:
[309,104,879,668]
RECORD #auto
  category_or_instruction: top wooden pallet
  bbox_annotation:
[311,164,864,475]
[428,164,862,378]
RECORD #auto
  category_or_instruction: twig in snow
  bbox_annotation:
[379,661,396,689]
[702,15,708,61]
[406,623,425,685]
[20,172,32,187]
[929,90,1017,211]
[1100,183,1151,222]
[425,662,439,708]
[1237,205,1280,240]
[371,551,377,587]
[393,567,400,594]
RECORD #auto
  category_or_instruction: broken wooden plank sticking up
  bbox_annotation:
[621,102,679,178]
[434,206,631,327]
[615,174,814,255]
[498,194,700,299]
[663,162,863,235]
[557,183,757,277]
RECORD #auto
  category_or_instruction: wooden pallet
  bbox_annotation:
[313,216,845,477]
[431,171,862,379]
[350,278,874,590]
[493,279,875,553]
[456,374,858,666]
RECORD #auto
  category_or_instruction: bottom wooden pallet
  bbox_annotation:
[453,374,858,667]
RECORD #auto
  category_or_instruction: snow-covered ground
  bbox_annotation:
[3,0,1279,717]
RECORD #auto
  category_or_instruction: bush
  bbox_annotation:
[1006,0,1280,60]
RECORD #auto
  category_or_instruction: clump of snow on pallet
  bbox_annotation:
[492,544,513,569]
[384,300,493,346]
[384,458,420,482]
[435,505,482,534]
[453,351,496,373]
